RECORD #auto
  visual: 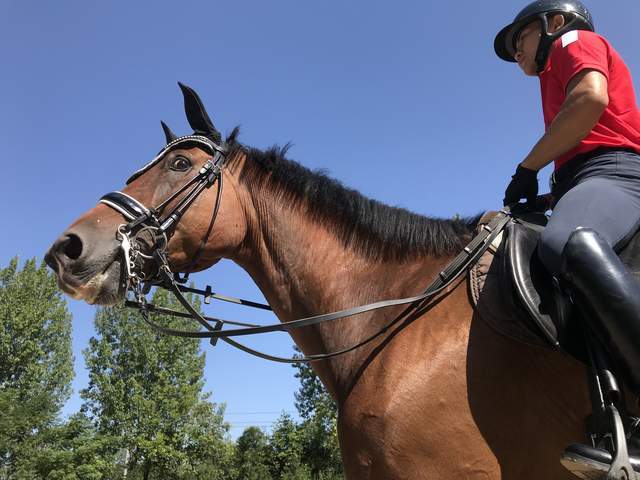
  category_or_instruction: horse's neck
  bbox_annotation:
[232,193,447,400]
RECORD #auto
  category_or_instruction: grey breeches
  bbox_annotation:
[538,150,640,276]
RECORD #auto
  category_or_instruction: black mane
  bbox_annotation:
[226,130,480,262]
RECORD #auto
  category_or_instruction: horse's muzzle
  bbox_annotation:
[45,226,124,304]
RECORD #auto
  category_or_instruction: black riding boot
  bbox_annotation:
[559,228,640,479]
[561,227,640,394]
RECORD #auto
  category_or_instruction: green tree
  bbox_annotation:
[0,257,74,477]
[178,400,236,479]
[293,353,343,479]
[234,427,271,480]
[13,412,120,480]
[267,413,308,480]
[297,404,342,480]
[81,288,230,479]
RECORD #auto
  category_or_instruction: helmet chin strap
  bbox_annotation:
[534,12,581,73]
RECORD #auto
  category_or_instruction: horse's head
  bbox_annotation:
[45,84,247,305]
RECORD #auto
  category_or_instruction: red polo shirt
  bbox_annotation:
[539,30,640,170]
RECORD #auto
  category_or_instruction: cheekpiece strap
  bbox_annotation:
[99,191,152,222]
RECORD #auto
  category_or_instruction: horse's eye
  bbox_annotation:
[170,157,191,172]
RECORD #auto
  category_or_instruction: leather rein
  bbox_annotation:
[99,135,511,363]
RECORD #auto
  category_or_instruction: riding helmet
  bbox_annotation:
[494,0,594,72]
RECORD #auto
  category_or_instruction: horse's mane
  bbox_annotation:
[226,128,481,262]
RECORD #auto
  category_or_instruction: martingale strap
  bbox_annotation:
[130,211,511,363]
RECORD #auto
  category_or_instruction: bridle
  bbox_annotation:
[100,135,227,286]
[99,135,511,363]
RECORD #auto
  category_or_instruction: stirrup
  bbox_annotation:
[561,325,640,480]
[561,444,640,479]
[561,406,638,480]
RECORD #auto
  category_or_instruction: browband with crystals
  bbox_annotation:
[126,135,227,184]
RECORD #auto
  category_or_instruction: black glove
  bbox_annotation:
[503,164,538,208]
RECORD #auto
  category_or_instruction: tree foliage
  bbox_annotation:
[81,288,231,479]
[0,256,345,478]
[229,351,345,480]
[12,412,120,480]
[293,353,343,479]
[234,427,271,480]
[266,413,309,480]
[0,257,74,477]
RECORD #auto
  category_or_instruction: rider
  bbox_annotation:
[495,0,640,473]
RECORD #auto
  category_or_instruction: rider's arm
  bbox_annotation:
[521,69,609,172]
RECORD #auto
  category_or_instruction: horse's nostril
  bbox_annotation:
[63,234,83,260]
[44,251,58,273]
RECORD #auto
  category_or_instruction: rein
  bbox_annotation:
[100,135,511,363]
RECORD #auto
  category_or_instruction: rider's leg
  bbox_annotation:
[537,174,640,392]
[538,157,640,476]
[559,230,640,477]
[561,227,640,394]
[538,175,640,278]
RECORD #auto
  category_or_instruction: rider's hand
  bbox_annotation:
[503,164,539,208]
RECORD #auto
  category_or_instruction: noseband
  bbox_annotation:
[98,135,511,363]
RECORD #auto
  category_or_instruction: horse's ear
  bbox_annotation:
[178,82,222,143]
[160,121,178,144]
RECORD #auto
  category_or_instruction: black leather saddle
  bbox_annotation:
[488,210,640,352]
[504,212,571,349]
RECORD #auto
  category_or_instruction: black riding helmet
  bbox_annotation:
[494,0,594,73]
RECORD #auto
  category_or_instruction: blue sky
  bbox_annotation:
[2,1,639,438]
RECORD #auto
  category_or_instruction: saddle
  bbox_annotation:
[470,210,640,352]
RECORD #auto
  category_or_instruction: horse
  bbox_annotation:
[45,84,593,479]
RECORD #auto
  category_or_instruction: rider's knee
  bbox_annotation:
[537,228,565,277]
